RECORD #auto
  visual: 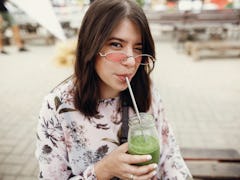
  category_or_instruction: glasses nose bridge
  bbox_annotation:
[121,54,137,66]
[120,52,133,61]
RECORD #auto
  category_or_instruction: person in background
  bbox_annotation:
[36,0,192,179]
[0,0,28,54]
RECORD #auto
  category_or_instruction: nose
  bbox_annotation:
[122,50,136,66]
[123,56,136,66]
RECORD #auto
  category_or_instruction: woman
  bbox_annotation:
[36,0,192,179]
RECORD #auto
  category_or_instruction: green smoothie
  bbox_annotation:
[128,134,160,166]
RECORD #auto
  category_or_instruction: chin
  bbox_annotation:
[111,84,127,94]
[119,84,128,92]
[107,79,128,95]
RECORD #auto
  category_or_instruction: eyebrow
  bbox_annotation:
[108,37,142,46]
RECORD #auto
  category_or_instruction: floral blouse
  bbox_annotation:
[36,78,192,180]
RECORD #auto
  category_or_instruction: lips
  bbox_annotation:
[116,74,133,82]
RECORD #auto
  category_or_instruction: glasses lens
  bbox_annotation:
[135,55,154,65]
[106,52,127,63]
[104,52,155,65]
[135,55,143,64]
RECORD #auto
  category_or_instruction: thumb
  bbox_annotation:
[118,142,128,153]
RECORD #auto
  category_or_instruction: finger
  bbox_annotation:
[133,169,157,180]
[124,153,152,164]
[117,142,128,152]
[126,163,157,177]
[133,163,158,176]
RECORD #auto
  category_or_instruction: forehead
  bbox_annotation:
[109,18,142,43]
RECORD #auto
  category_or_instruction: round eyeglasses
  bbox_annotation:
[99,52,155,66]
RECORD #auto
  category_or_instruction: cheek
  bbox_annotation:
[134,64,141,73]
[95,58,104,76]
[95,58,115,82]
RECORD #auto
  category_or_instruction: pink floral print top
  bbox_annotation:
[36,78,192,180]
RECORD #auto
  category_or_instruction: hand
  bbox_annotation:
[94,143,157,180]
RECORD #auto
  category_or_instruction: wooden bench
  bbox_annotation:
[21,33,55,45]
[181,148,240,179]
[195,9,240,25]
[146,9,240,26]
[19,23,56,45]
[184,41,240,60]
[146,9,240,50]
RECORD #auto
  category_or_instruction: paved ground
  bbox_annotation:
[0,37,240,179]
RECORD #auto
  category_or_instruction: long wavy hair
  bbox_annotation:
[74,0,155,117]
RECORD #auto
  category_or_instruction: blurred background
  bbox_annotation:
[0,0,240,179]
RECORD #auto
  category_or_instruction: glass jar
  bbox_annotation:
[128,113,160,165]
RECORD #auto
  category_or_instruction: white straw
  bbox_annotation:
[125,77,142,124]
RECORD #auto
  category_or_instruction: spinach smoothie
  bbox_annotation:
[128,134,160,165]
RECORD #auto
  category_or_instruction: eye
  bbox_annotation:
[135,47,142,51]
[134,47,143,54]
[110,42,122,48]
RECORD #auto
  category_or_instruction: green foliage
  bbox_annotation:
[136,0,145,7]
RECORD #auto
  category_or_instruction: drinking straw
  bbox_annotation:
[125,77,142,125]
[125,77,146,140]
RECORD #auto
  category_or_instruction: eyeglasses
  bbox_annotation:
[99,52,155,66]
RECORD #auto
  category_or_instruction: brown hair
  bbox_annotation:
[74,0,155,117]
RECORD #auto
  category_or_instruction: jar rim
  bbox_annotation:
[128,113,154,127]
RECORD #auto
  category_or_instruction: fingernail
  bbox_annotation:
[146,155,152,160]
[153,164,158,169]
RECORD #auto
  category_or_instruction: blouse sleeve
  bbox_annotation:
[35,95,97,180]
[155,95,192,179]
